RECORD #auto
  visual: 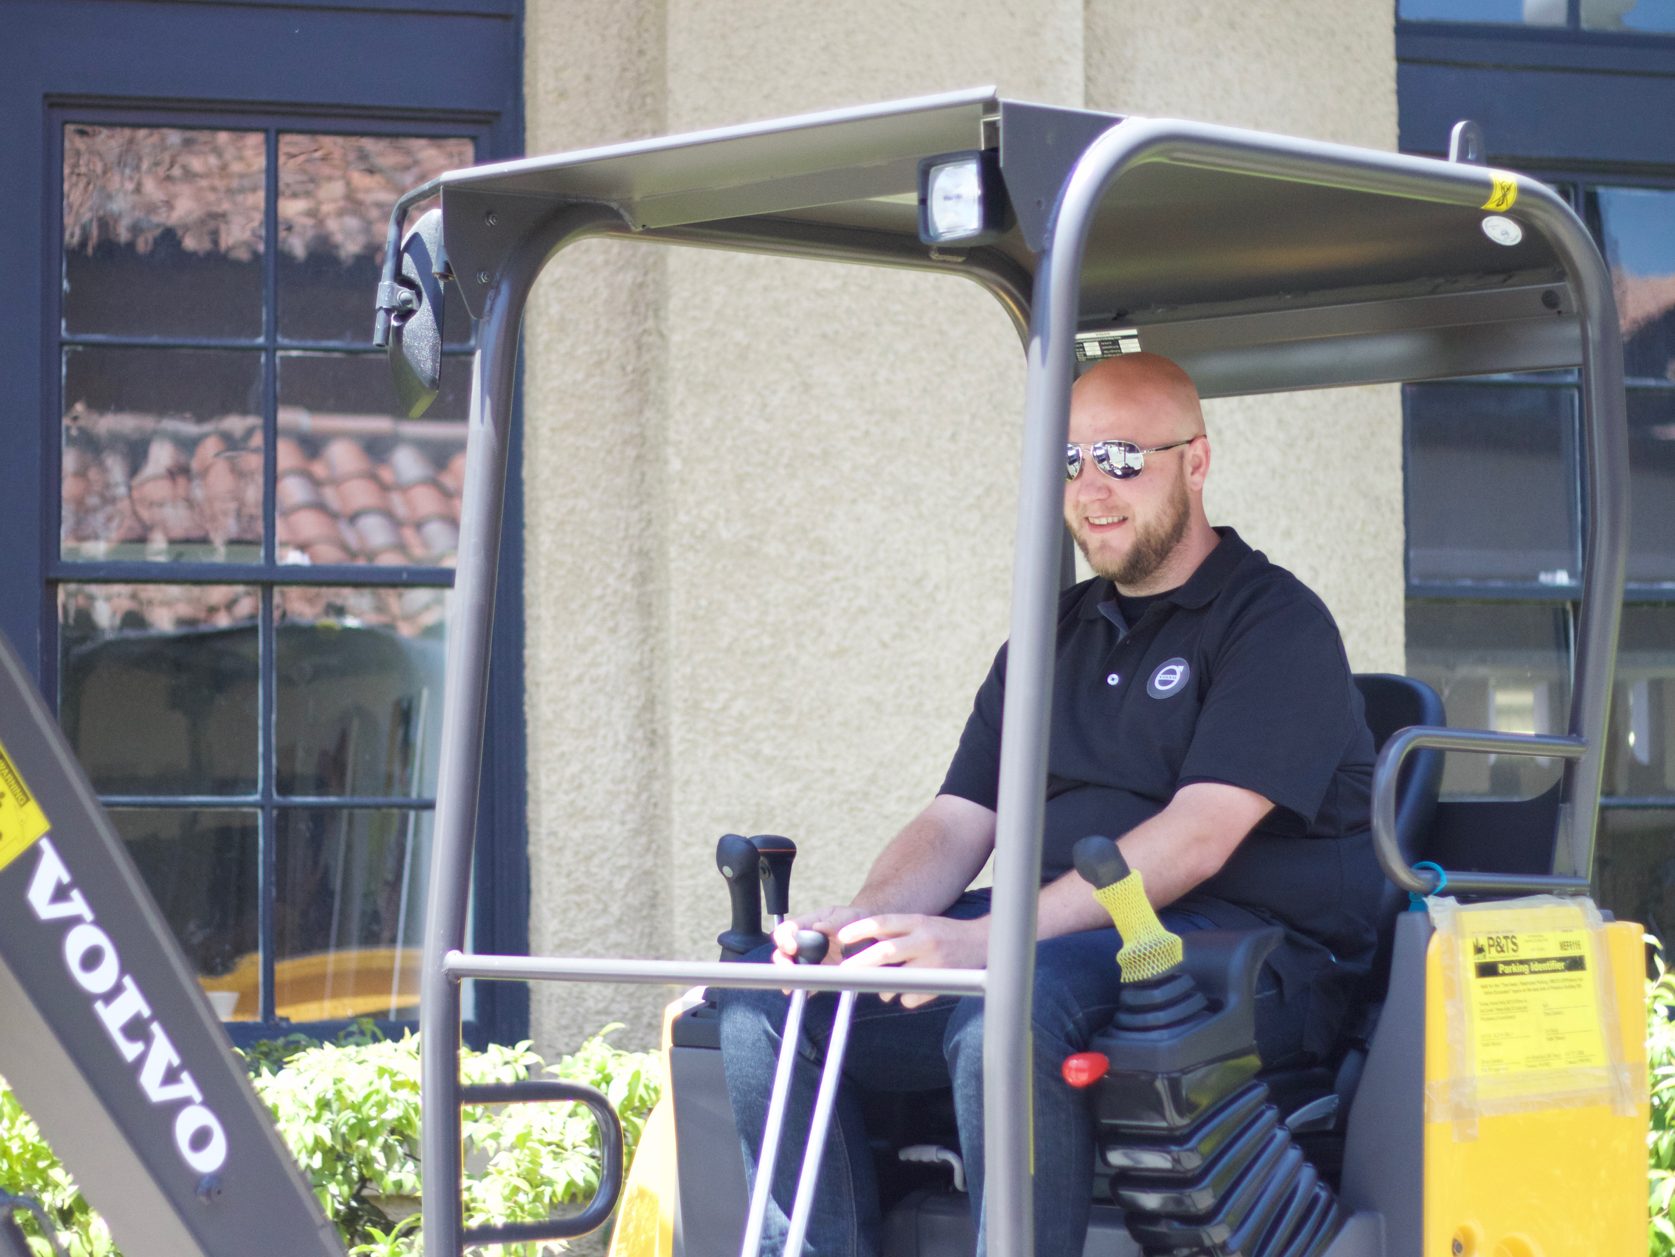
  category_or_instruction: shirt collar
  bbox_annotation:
[1078,527,1252,620]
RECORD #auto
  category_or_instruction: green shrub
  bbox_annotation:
[1650,948,1675,1255]
[0,1024,661,1257]
[0,1081,116,1257]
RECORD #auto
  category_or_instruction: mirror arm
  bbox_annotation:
[373,175,447,347]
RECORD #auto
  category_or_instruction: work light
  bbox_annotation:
[918,150,1006,246]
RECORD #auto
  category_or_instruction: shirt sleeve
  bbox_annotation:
[938,642,1008,811]
[1176,583,1363,832]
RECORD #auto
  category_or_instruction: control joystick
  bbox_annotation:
[1067,835,1342,1257]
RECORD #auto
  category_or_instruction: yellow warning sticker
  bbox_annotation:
[1482,174,1519,213]
[0,736,50,872]
[1461,925,1606,1076]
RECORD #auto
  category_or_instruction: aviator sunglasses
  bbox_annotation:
[1065,436,1196,482]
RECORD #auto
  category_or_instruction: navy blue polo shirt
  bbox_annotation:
[940,528,1381,1054]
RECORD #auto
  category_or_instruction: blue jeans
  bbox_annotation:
[715,901,1284,1257]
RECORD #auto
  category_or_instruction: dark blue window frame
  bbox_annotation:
[1397,19,1675,164]
[1395,15,1675,604]
[1397,10,1675,858]
[0,0,529,1048]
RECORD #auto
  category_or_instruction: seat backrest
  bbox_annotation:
[1352,673,1445,987]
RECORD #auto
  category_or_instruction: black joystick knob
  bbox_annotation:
[1073,834,1130,891]
[792,929,829,965]
[751,834,798,920]
[716,833,770,960]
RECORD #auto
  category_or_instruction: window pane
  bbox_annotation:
[1606,606,1675,796]
[1404,383,1578,585]
[1593,809,1675,953]
[276,587,448,798]
[1406,601,1571,800]
[1582,0,1675,32]
[63,125,264,338]
[1398,0,1565,23]
[276,353,467,566]
[1587,186,1675,383]
[1627,391,1675,584]
[62,346,264,562]
[59,584,259,795]
[278,133,474,344]
[1594,187,1675,383]
[111,808,260,1020]
[275,809,430,1021]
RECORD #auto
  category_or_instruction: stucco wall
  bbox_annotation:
[522,3,671,1051]
[522,1,1402,1054]
[1083,0,1405,673]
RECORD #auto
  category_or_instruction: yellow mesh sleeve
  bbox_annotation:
[1092,873,1183,982]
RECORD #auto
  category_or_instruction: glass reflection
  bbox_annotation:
[110,808,260,1019]
[276,353,467,567]
[62,346,264,562]
[59,584,259,795]
[1607,607,1675,797]
[1593,810,1675,963]
[275,587,448,798]
[275,809,431,1021]
[1406,601,1571,799]
[1398,0,1565,23]
[63,125,264,338]
[1627,391,1675,584]
[1595,187,1675,382]
[278,133,474,344]
[1582,0,1675,31]
[1403,383,1579,585]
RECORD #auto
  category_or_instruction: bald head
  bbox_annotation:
[1070,353,1205,443]
[1064,352,1218,593]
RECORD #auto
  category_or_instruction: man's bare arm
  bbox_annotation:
[772,793,995,961]
[851,793,996,917]
[1035,781,1274,939]
[836,782,1271,1005]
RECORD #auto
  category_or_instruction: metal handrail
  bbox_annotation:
[441,950,987,997]
[457,1080,624,1247]
[1371,726,1591,897]
[419,200,630,1257]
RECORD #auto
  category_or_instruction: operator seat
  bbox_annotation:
[1257,673,1444,1178]
[1351,672,1445,994]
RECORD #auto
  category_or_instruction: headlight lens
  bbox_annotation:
[926,158,984,241]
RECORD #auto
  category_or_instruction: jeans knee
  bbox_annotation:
[716,985,792,1062]
[939,990,1091,1066]
[940,998,984,1073]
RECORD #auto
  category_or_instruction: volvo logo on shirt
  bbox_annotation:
[1147,658,1191,699]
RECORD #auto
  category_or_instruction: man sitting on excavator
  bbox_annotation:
[718,351,1381,1256]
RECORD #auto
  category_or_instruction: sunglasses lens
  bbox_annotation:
[1065,445,1083,481]
[1092,441,1142,479]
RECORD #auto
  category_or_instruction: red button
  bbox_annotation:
[1061,1051,1109,1089]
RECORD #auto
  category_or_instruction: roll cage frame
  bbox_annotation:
[385,88,1627,1256]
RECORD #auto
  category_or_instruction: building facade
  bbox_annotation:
[2,0,1670,1054]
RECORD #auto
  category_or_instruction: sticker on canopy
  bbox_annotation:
[1481,215,1523,248]
[1482,173,1519,213]
[1147,658,1190,699]
[0,736,50,872]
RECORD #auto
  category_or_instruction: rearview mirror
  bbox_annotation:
[387,207,448,419]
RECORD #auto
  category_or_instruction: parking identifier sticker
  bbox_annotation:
[1461,925,1606,1077]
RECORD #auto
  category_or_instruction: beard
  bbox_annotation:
[1072,466,1191,588]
